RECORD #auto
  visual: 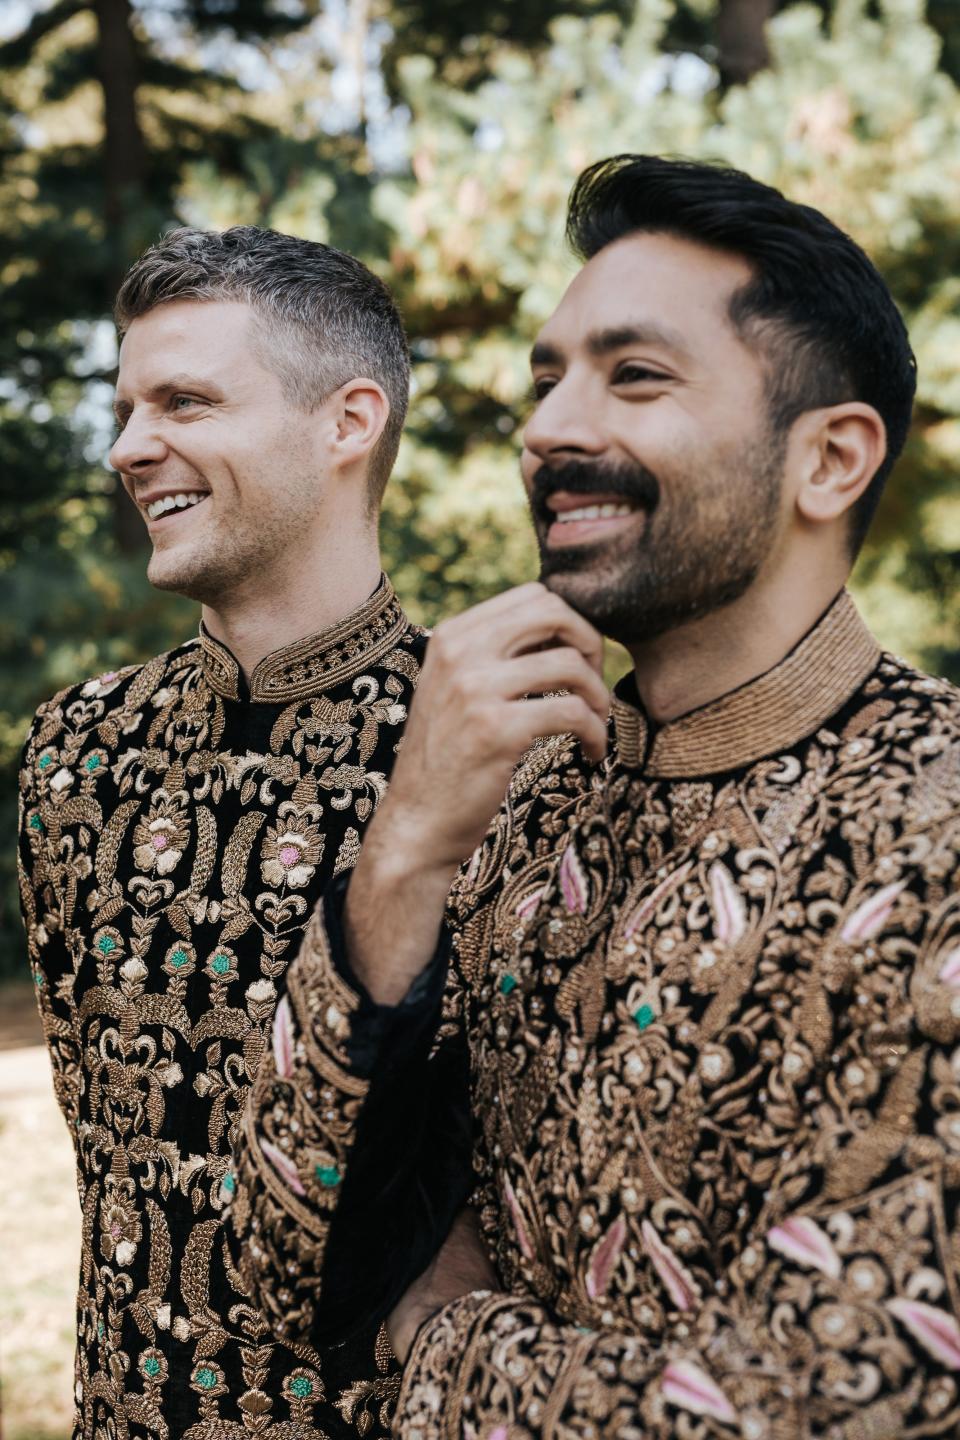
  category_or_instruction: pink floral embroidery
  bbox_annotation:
[502,1174,534,1259]
[260,1139,306,1197]
[272,995,295,1080]
[661,1360,737,1423]
[767,1216,841,1279]
[623,862,693,939]
[586,1214,627,1300]
[939,945,960,987]
[559,844,588,914]
[887,1298,960,1368]
[464,847,483,886]
[515,888,545,922]
[708,861,746,945]
[840,880,907,942]
[641,1219,700,1310]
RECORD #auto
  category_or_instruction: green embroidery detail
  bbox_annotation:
[38,754,53,771]
[633,1004,655,1031]
[222,1172,236,1194]
[315,1165,341,1188]
[34,972,43,988]
[211,953,230,976]
[84,755,101,773]
[194,1366,217,1390]
[97,935,117,956]
[170,948,189,969]
[289,1376,313,1399]
[97,1320,105,1340]
[29,813,44,832]
[143,1356,161,1377]
[500,974,518,995]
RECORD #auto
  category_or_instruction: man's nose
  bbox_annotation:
[108,411,167,475]
[522,379,607,461]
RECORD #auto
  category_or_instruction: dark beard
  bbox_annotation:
[528,437,784,647]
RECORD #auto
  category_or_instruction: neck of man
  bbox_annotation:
[200,538,384,681]
[625,543,852,726]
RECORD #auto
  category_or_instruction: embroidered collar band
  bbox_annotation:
[611,588,881,776]
[199,574,409,703]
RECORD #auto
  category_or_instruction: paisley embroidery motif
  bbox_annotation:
[236,596,960,1439]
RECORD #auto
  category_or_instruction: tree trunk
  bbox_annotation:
[717,0,774,87]
[94,0,148,235]
[93,0,150,552]
[348,0,370,128]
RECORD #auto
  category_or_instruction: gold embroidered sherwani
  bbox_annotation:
[17,578,422,1440]
[233,592,960,1439]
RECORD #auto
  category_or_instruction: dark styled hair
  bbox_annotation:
[115,226,410,503]
[566,156,917,554]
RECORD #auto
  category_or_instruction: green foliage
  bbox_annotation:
[2,0,959,974]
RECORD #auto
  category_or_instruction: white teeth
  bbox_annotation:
[555,503,634,523]
[146,492,207,520]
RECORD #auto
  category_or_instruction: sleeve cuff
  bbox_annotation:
[322,870,451,1075]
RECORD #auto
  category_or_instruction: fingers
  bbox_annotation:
[499,599,604,675]
[500,648,609,720]
[507,693,609,763]
[422,585,610,765]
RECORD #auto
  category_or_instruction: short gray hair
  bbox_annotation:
[115,225,410,502]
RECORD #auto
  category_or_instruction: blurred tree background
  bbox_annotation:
[3,0,959,974]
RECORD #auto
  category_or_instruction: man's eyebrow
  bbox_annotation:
[530,323,693,369]
[530,341,564,368]
[586,322,692,361]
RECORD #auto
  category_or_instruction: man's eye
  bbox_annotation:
[530,377,557,402]
[614,364,669,385]
[172,394,202,412]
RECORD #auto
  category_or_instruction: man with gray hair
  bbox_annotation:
[18,225,420,1440]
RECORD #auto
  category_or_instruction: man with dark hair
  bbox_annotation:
[18,226,424,1439]
[232,157,960,1436]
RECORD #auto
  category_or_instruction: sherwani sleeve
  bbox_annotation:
[18,712,83,1138]
[229,875,474,1348]
[394,851,960,1439]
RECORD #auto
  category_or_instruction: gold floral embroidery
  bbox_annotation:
[18,584,424,1440]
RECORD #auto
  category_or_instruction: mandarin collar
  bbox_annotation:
[610,589,881,777]
[199,575,410,703]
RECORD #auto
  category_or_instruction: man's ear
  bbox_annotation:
[328,378,390,473]
[794,402,887,527]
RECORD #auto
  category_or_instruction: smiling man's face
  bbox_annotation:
[521,231,790,646]
[110,299,327,605]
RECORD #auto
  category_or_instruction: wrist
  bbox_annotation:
[362,797,465,879]
[388,1295,441,1367]
[354,833,452,899]
[345,816,457,1007]
[350,817,458,924]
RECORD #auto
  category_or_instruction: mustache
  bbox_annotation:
[529,459,661,525]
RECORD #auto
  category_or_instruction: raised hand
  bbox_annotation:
[345,583,608,1003]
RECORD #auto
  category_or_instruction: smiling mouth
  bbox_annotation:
[144,492,209,523]
[545,494,644,546]
[552,502,635,524]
